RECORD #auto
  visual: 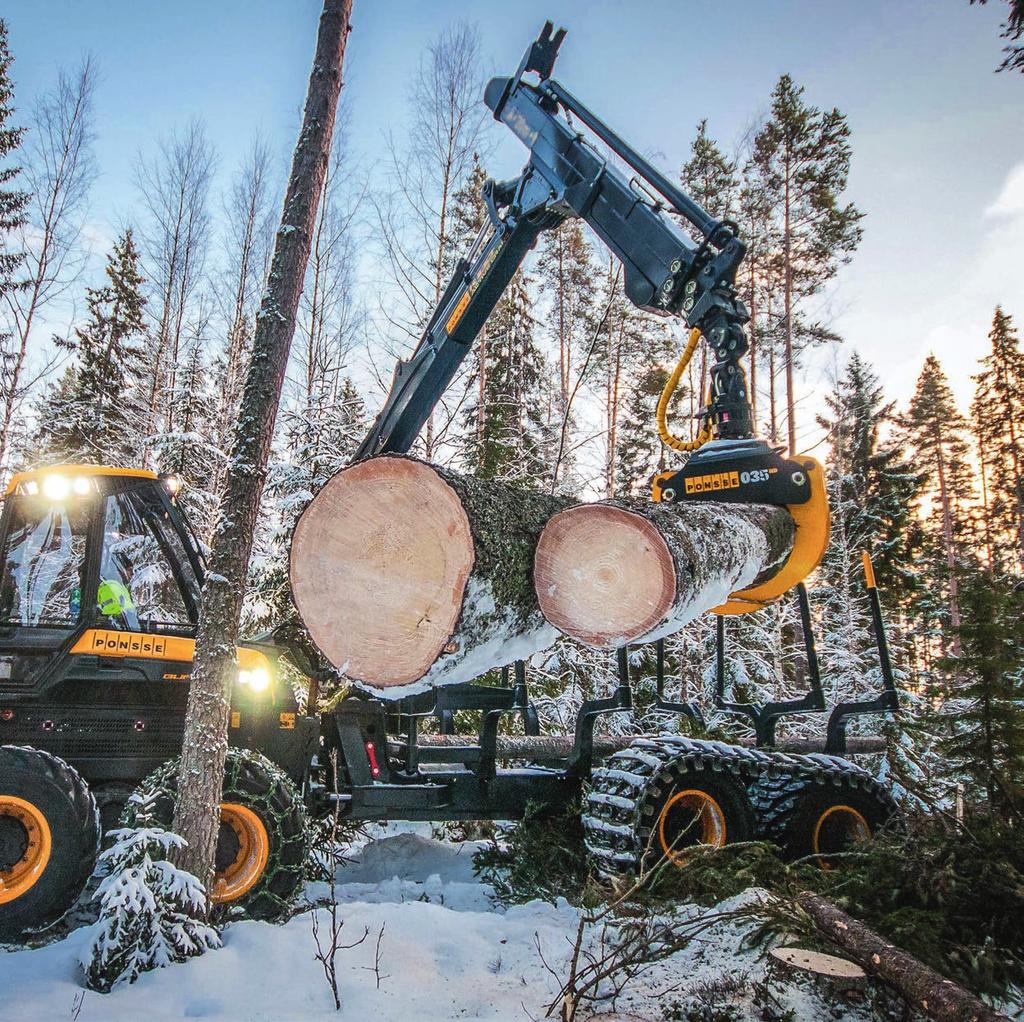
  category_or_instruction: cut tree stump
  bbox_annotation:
[290,455,571,694]
[767,946,867,995]
[796,892,1012,1022]
[534,499,794,647]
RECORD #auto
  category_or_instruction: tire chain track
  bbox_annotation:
[582,737,895,876]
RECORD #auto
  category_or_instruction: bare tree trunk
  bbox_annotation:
[797,893,1011,1022]
[172,0,352,891]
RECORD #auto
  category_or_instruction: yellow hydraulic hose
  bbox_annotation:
[656,327,711,452]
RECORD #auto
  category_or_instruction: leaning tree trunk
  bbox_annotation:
[290,455,794,695]
[797,893,1012,1022]
[291,455,573,695]
[534,498,793,648]
[172,0,352,894]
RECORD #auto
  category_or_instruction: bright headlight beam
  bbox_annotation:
[42,475,70,501]
[237,666,272,692]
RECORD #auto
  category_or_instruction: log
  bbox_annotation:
[796,892,1012,1022]
[290,455,571,695]
[534,499,794,647]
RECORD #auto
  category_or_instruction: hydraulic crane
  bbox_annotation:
[355,21,829,613]
[0,23,896,943]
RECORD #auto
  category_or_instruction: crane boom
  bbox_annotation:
[355,22,829,612]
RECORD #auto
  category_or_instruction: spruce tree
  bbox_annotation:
[817,353,921,699]
[901,355,976,662]
[462,269,550,486]
[939,568,1024,819]
[753,75,863,454]
[149,336,221,535]
[615,356,686,497]
[971,306,1024,573]
[0,19,28,343]
[818,352,922,602]
[33,229,147,466]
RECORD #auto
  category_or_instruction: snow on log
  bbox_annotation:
[533,499,794,647]
[289,455,572,696]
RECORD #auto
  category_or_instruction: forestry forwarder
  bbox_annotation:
[0,23,898,943]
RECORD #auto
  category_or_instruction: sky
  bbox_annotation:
[5,0,1023,452]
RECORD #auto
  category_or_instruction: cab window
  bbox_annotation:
[0,499,90,627]
[99,490,199,631]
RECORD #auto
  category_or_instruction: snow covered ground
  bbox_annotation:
[0,824,985,1022]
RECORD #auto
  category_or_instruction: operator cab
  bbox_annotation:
[0,466,204,691]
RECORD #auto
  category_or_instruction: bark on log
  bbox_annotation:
[290,455,571,695]
[534,499,794,647]
[796,892,1012,1022]
[291,456,797,696]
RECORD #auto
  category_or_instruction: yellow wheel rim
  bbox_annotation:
[212,803,269,904]
[812,804,871,866]
[0,796,52,904]
[657,789,727,867]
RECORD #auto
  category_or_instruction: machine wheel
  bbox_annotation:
[751,762,898,865]
[640,767,755,870]
[583,738,763,876]
[0,745,100,942]
[124,748,308,920]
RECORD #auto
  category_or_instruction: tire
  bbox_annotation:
[123,748,308,920]
[0,745,100,942]
[751,768,897,864]
[584,739,758,876]
[638,764,755,870]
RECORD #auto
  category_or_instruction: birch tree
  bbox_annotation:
[373,23,488,461]
[135,121,215,441]
[171,0,352,893]
[209,138,275,503]
[0,19,27,366]
[0,57,95,475]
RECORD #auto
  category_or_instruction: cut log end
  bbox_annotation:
[534,504,677,647]
[290,457,474,687]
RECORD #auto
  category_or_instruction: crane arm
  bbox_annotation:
[355,23,829,610]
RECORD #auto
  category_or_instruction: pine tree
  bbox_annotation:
[902,355,976,662]
[32,229,147,465]
[0,19,28,343]
[939,568,1024,819]
[971,306,1024,573]
[753,75,863,454]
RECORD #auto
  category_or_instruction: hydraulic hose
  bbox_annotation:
[656,327,711,452]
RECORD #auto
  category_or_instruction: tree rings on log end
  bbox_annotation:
[534,504,676,648]
[290,457,474,687]
[768,947,867,991]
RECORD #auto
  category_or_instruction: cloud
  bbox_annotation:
[984,162,1024,218]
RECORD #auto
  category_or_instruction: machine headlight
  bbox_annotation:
[238,666,272,692]
[42,475,70,501]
